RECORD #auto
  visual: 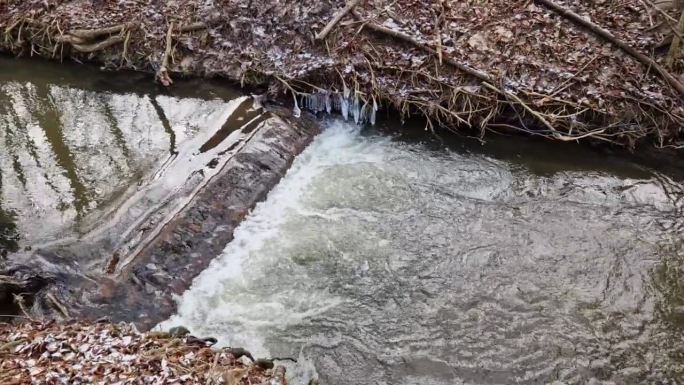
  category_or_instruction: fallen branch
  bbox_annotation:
[534,0,684,100]
[46,292,70,318]
[316,0,363,41]
[179,22,208,33]
[352,10,594,139]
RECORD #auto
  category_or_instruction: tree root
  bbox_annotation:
[71,35,125,53]
[157,23,175,87]
[68,22,135,40]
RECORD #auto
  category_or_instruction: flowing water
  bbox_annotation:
[162,121,684,384]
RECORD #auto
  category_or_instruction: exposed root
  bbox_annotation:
[157,22,175,87]
[68,22,135,40]
[71,35,124,53]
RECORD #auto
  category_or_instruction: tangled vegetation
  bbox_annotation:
[0,0,683,148]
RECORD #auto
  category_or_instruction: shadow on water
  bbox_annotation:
[371,113,682,181]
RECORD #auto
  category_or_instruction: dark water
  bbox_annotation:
[163,121,684,384]
[0,56,251,253]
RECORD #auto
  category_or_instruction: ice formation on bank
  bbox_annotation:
[297,88,378,125]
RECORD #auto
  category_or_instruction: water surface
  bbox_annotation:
[0,56,252,254]
[164,120,684,384]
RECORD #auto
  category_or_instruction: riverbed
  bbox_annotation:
[162,121,684,384]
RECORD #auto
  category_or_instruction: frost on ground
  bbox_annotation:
[0,320,285,385]
[1,0,683,147]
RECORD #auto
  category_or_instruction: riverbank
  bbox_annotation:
[1,0,683,148]
[0,320,286,384]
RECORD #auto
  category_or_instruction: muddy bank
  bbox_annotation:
[0,106,319,328]
[1,0,684,148]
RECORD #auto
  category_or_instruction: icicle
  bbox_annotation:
[352,93,361,124]
[359,100,369,124]
[370,97,378,126]
[315,93,325,112]
[325,93,332,114]
[292,93,301,118]
[340,93,349,121]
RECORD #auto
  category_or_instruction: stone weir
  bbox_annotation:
[0,105,320,329]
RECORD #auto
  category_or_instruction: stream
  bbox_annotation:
[161,120,684,384]
[2,57,684,384]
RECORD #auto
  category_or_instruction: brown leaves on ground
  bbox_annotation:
[0,0,682,147]
[0,320,284,385]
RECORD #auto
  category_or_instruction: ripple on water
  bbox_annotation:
[162,120,684,384]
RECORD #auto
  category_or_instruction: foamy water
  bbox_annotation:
[161,120,684,384]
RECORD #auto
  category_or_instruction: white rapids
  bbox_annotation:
[160,120,684,385]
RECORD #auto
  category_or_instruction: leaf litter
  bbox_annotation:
[0,320,285,385]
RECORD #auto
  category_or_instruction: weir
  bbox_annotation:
[0,57,320,325]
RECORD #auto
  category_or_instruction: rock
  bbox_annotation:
[168,326,191,337]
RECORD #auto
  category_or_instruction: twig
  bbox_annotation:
[534,0,684,99]
[435,0,445,65]
[12,294,33,321]
[483,82,583,141]
[549,54,599,96]
[315,0,363,41]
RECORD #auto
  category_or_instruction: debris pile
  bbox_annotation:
[0,0,683,147]
[0,321,285,385]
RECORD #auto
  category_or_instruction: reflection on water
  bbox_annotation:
[0,207,18,257]
[164,121,684,384]
[0,56,243,250]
